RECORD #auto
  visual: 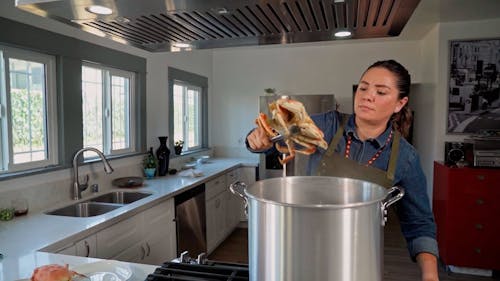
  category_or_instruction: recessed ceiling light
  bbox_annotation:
[334,30,352,38]
[86,5,113,15]
[212,7,230,15]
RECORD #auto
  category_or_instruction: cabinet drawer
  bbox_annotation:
[449,196,499,219]
[448,169,500,196]
[205,175,227,201]
[445,239,500,269]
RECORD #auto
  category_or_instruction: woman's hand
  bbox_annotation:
[416,252,440,281]
[247,126,273,151]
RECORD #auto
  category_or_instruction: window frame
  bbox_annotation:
[0,45,58,173]
[168,67,208,155]
[82,62,136,159]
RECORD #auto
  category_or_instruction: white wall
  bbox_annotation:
[211,40,422,158]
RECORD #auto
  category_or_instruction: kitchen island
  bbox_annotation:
[0,157,257,281]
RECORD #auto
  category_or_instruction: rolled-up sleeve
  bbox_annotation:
[408,236,439,261]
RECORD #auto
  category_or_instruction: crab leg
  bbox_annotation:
[255,113,278,138]
[277,139,296,165]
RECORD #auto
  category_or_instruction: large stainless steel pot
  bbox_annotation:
[230,176,404,281]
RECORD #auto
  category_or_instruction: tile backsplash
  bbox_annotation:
[0,149,213,214]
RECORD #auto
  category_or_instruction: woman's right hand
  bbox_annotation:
[247,126,273,151]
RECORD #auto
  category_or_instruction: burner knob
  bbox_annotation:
[197,253,207,265]
[180,251,191,263]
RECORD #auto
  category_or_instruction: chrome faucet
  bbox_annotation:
[72,147,114,200]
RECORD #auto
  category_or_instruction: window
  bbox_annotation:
[173,82,202,151]
[0,46,58,173]
[169,67,208,154]
[82,64,135,159]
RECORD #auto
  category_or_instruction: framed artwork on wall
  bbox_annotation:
[447,38,500,134]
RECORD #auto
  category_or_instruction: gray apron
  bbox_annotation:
[315,115,401,188]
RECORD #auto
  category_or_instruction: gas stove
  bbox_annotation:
[145,251,249,281]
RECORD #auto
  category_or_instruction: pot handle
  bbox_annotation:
[229,181,249,216]
[380,186,405,226]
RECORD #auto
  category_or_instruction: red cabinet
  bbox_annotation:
[433,161,500,270]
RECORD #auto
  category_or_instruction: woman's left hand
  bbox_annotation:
[416,252,440,281]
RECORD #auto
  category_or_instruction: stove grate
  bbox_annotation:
[145,262,249,281]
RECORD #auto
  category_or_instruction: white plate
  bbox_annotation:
[72,260,132,281]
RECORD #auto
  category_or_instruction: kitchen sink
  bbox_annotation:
[45,191,153,217]
[45,202,122,217]
[88,191,152,204]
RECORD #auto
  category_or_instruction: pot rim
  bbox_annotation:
[243,176,391,209]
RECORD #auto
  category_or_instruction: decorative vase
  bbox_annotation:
[156,136,171,176]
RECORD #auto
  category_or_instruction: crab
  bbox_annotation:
[31,264,86,281]
[255,97,328,164]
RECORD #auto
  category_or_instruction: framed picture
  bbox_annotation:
[447,38,500,134]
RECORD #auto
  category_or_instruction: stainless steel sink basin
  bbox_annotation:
[45,202,122,217]
[45,191,152,217]
[89,191,152,204]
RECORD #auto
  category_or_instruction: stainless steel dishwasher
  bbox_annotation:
[174,184,206,257]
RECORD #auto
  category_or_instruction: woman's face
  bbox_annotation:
[354,67,408,126]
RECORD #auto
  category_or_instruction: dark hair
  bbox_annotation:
[366,59,413,139]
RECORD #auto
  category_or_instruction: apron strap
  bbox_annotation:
[386,130,401,182]
[325,113,349,156]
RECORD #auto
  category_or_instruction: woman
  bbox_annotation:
[247,60,439,281]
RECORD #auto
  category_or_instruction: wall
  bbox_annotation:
[210,40,422,158]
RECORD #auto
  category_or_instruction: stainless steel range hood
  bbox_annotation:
[15,0,421,52]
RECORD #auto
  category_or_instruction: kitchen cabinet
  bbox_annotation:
[109,198,176,265]
[75,234,97,257]
[96,210,143,259]
[53,234,96,258]
[45,198,176,265]
[433,161,500,270]
[205,167,256,254]
[225,169,241,232]
[206,174,227,254]
[142,198,176,264]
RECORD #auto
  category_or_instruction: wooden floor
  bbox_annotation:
[209,217,497,280]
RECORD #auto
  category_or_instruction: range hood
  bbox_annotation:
[15,0,421,52]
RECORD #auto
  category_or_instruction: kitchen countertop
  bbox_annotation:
[0,157,257,281]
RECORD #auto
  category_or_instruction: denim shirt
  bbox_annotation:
[309,111,439,261]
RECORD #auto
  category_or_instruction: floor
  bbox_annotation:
[209,216,497,280]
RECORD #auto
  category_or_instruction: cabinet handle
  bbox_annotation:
[474,248,481,254]
[475,223,484,230]
[476,199,484,205]
[146,242,151,256]
[215,198,220,208]
[476,175,485,181]
[84,241,90,257]
[141,245,146,260]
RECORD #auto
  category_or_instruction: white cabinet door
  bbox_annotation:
[112,241,145,263]
[96,213,143,259]
[142,199,176,265]
[75,234,97,257]
[206,191,227,254]
[142,222,176,265]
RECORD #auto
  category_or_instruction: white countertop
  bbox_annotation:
[0,157,257,281]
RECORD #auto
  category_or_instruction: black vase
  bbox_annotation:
[156,136,171,176]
